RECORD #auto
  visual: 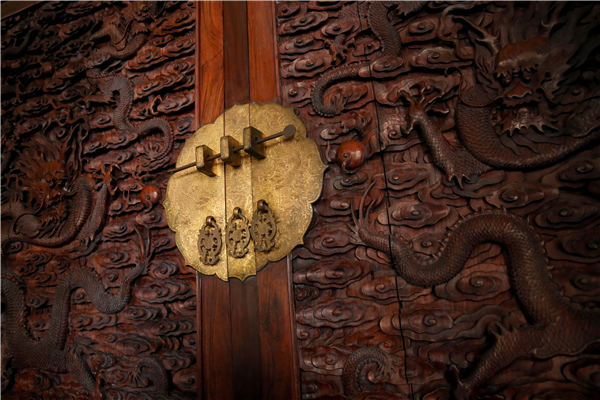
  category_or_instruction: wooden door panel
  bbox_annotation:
[276,1,600,399]
[3,2,599,400]
[1,2,198,399]
[195,2,300,400]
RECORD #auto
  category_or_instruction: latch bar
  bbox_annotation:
[167,124,296,175]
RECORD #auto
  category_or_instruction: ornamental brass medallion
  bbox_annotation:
[164,103,326,281]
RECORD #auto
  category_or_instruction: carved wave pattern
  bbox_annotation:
[277,1,600,399]
[2,2,196,399]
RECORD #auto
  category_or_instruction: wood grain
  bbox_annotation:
[200,276,234,400]
[197,3,233,400]
[1,2,198,398]
[250,2,300,398]
[248,1,281,103]
[198,1,224,126]
[223,3,263,400]
[257,256,301,400]
[223,1,250,107]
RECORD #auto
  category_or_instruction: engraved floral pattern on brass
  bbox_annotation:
[164,103,326,281]
[197,216,222,266]
[250,200,277,252]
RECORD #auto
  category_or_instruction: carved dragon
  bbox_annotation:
[456,98,600,170]
[87,2,161,67]
[87,72,174,172]
[1,134,108,250]
[311,2,426,116]
[401,87,490,186]
[1,227,152,396]
[342,346,398,397]
[3,177,107,249]
[313,3,600,186]
[350,184,600,399]
[452,5,600,173]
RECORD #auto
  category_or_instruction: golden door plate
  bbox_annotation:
[164,103,326,281]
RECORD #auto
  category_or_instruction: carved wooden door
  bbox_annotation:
[2,2,600,400]
[2,2,298,399]
[277,1,600,400]
[2,2,202,398]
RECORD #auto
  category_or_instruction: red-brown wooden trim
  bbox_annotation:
[248,1,280,103]
[223,1,250,108]
[196,3,298,398]
[197,3,233,400]
[250,2,300,399]
[223,2,263,399]
[198,1,225,126]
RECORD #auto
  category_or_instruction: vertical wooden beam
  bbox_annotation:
[223,1,250,107]
[249,2,300,399]
[198,1,225,125]
[248,1,281,103]
[223,2,263,400]
[195,3,298,399]
[197,3,233,400]
[256,256,301,400]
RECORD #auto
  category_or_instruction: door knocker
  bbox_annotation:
[251,200,277,252]
[197,216,222,265]
[226,207,251,258]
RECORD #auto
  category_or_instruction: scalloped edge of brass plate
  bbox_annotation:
[164,103,326,281]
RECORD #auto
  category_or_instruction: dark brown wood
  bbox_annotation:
[223,1,250,107]
[228,277,262,400]
[1,2,198,399]
[200,276,234,400]
[249,3,300,399]
[248,1,280,104]
[257,256,302,400]
[355,4,422,396]
[196,3,234,400]
[276,1,600,399]
[222,3,263,400]
[4,2,599,400]
[0,1,38,19]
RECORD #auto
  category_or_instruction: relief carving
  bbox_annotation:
[2,1,197,398]
[278,1,600,399]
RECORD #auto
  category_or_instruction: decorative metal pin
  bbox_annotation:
[198,216,222,265]
[226,207,251,258]
[250,200,277,252]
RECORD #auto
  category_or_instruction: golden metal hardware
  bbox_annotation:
[167,124,296,175]
[220,135,242,168]
[195,145,217,177]
[225,207,251,258]
[164,103,325,281]
[197,216,222,265]
[250,200,277,252]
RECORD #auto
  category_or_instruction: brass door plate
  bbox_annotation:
[164,103,326,281]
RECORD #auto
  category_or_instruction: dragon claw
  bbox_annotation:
[449,365,473,400]
[487,320,506,337]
